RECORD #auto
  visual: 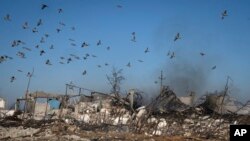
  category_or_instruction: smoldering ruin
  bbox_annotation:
[1,76,250,141]
[163,60,208,98]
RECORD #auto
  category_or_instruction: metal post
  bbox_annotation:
[44,97,49,119]
[158,70,166,91]
[32,91,38,119]
[22,68,34,119]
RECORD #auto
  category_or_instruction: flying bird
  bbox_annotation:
[35,45,39,49]
[71,26,75,31]
[60,57,65,60]
[37,19,42,26]
[11,40,24,47]
[117,5,122,8]
[59,22,65,26]
[17,70,23,72]
[18,40,25,45]
[11,40,18,47]
[126,62,131,67]
[16,51,25,58]
[45,59,52,65]
[167,50,171,56]
[138,60,144,63]
[105,63,109,66]
[40,37,45,43]
[200,52,205,56]
[58,8,63,13]
[41,4,48,10]
[97,40,101,46]
[97,65,101,68]
[212,65,216,70]
[82,70,87,75]
[4,55,12,60]
[32,27,38,33]
[44,33,49,38]
[26,72,32,77]
[174,33,181,41]
[69,38,75,42]
[59,61,64,64]
[92,55,97,58]
[17,40,25,44]
[3,14,11,21]
[131,36,136,42]
[106,46,110,50]
[67,58,72,64]
[221,10,228,20]
[22,22,29,29]
[70,43,76,46]
[0,56,6,63]
[49,45,54,49]
[0,55,12,62]
[81,42,89,47]
[170,52,175,59]
[131,32,136,42]
[22,47,32,51]
[144,47,149,53]
[56,28,61,33]
[40,50,45,56]
[10,76,16,83]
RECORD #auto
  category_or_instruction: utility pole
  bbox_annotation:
[22,68,34,119]
[158,70,166,91]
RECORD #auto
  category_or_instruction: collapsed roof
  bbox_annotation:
[148,86,188,114]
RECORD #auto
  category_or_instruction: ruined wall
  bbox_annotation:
[205,95,243,114]
[0,98,5,109]
[34,102,50,115]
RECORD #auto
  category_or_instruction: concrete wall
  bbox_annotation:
[91,92,111,101]
[179,96,194,106]
[0,98,5,109]
[205,95,239,114]
[34,102,50,115]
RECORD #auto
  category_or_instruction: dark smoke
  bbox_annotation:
[163,58,211,97]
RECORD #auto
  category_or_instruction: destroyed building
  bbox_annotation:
[148,86,188,114]
[75,91,113,115]
[203,93,250,115]
[0,85,249,141]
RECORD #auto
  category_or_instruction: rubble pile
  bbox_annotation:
[0,125,90,141]
[148,86,190,114]
[140,109,233,140]
[0,87,249,141]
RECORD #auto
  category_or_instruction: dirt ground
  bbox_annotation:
[1,130,217,141]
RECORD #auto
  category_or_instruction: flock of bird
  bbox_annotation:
[0,4,227,83]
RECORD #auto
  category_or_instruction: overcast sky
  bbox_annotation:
[1,0,250,106]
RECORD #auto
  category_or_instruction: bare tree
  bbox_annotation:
[106,67,125,97]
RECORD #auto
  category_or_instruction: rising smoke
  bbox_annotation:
[163,59,209,97]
